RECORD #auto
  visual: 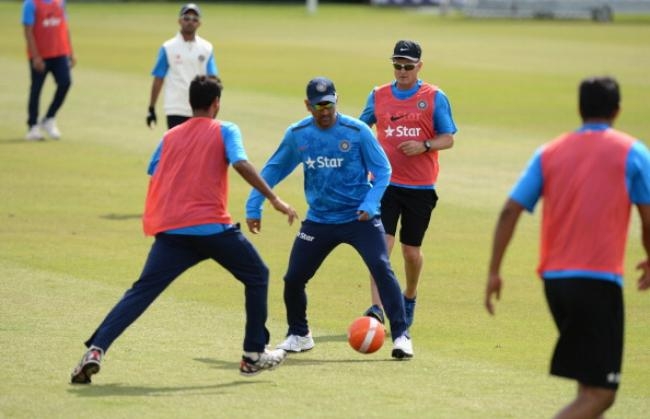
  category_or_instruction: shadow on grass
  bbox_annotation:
[195,334,396,370]
[100,213,142,220]
[67,380,264,397]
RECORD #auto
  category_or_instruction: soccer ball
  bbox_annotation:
[347,316,385,354]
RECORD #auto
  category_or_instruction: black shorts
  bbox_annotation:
[380,185,438,247]
[544,278,624,390]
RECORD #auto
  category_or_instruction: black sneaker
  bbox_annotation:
[239,349,287,377]
[363,304,385,324]
[70,346,103,384]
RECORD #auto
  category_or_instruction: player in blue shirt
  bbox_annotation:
[246,77,413,359]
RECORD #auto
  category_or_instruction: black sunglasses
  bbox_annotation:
[393,63,417,71]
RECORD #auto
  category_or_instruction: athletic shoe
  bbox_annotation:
[70,346,103,384]
[276,333,315,353]
[25,125,44,141]
[239,349,287,377]
[363,304,385,325]
[391,334,414,360]
[40,117,61,139]
[404,295,416,328]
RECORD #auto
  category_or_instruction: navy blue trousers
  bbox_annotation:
[27,56,71,127]
[283,218,408,340]
[85,228,271,353]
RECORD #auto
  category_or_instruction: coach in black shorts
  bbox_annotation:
[484,76,650,417]
[358,40,458,328]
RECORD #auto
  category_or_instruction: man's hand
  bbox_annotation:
[357,211,370,221]
[397,140,428,156]
[485,273,503,315]
[246,218,262,234]
[146,106,157,128]
[31,56,45,73]
[269,197,298,226]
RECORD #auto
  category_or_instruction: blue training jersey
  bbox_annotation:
[246,113,391,224]
[147,120,246,235]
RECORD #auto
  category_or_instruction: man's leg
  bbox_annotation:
[401,244,423,299]
[554,383,616,419]
[44,56,72,119]
[348,219,407,340]
[27,60,47,127]
[196,228,271,353]
[84,234,203,351]
[283,221,335,337]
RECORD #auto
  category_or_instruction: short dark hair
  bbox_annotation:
[579,76,620,120]
[189,76,223,111]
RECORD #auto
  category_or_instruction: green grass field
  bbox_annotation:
[1,2,649,418]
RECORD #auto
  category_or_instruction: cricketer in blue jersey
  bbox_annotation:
[246,77,414,359]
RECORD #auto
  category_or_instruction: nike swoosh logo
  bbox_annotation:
[390,114,407,122]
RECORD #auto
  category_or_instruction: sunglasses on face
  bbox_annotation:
[393,62,417,71]
[181,14,200,22]
[312,102,335,111]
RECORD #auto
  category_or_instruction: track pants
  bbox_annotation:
[27,56,71,127]
[85,228,271,353]
[283,218,408,340]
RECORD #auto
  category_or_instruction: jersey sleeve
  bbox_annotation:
[627,140,650,204]
[509,147,544,212]
[22,0,36,25]
[358,90,377,127]
[206,52,218,76]
[433,90,457,135]
[245,128,301,219]
[151,47,169,78]
[358,124,391,217]
[220,121,247,164]
[147,140,164,175]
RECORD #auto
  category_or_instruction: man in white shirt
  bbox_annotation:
[146,3,218,129]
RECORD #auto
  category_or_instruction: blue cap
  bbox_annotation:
[306,77,337,105]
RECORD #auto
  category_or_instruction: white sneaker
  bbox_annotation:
[391,334,413,360]
[276,333,315,353]
[25,125,44,141]
[240,348,287,377]
[40,117,61,139]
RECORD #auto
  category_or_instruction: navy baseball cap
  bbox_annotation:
[306,77,337,105]
[391,40,421,62]
[180,3,201,17]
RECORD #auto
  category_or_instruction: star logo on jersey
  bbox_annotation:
[305,157,316,169]
[384,126,395,137]
[339,140,351,152]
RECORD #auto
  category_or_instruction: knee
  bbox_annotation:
[58,80,72,91]
[583,386,617,413]
[401,246,422,264]
[600,390,616,410]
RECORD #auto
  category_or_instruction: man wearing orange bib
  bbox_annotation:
[22,0,75,140]
[70,76,298,383]
[485,76,650,418]
[360,40,457,327]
